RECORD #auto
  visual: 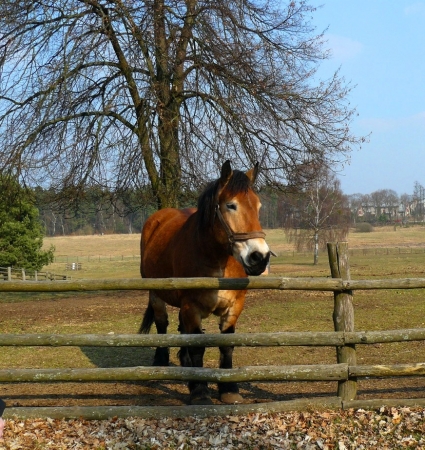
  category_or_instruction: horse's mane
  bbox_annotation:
[196,170,252,231]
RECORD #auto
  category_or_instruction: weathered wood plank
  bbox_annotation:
[1,328,425,347]
[345,329,425,344]
[328,242,357,402]
[6,396,425,420]
[350,362,425,377]
[2,277,425,292]
[0,332,345,347]
[3,397,343,420]
[0,364,348,383]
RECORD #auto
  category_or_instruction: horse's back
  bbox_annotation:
[141,207,196,278]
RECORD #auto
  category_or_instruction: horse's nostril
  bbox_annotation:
[250,251,263,264]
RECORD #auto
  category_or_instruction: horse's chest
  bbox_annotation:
[200,289,237,317]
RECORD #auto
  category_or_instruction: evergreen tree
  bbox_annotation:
[0,177,54,270]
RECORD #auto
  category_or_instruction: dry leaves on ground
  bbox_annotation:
[0,407,425,449]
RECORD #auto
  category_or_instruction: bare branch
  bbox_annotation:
[0,0,366,209]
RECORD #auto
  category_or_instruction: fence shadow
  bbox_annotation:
[80,346,156,368]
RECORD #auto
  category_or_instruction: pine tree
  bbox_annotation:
[0,177,54,270]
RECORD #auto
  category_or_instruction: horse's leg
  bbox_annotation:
[150,291,170,366]
[178,305,212,405]
[218,292,245,404]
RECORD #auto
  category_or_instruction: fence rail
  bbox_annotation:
[2,242,425,419]
[1,276,425,292]
[2,328,425,347]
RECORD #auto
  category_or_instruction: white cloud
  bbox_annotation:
[404,2,425,15]
[325,34,363,62]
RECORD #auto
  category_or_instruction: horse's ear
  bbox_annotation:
[219,160,233,187]
[246,162,259,184]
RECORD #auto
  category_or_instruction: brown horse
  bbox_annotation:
[139,160,271,405]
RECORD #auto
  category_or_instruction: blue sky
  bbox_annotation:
[309,1,425,196]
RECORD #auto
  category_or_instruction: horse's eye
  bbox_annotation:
[226,203,237,211]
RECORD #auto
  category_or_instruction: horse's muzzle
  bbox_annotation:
[244,251,271,276]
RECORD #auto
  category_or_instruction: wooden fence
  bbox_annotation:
[0,266,69,281]
[1,242,425,419]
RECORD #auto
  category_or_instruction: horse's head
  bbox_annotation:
[214,160,271,276]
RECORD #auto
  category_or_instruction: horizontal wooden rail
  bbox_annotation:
[0,331,343,347]
[350,362,425,377]
[1,328,425,347]
[6,396,425,420]
[0,364,347,383]
[2,276,425,292]
[1,362,424,384]
[3,397,344,420]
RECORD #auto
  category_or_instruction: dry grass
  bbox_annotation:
[41,225,425,279]
[43,224,425,256]
[44,234,141,258]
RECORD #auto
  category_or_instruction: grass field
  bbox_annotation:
[42,225,425,279]
[1,225,425,407]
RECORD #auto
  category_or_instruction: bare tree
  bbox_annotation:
[285,167,350,264]
[369,189,399,223]
[413,182,425,223]
[347,193,364,224]
[0,0,365,209]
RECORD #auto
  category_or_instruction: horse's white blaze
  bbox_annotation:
[232,238,270,267]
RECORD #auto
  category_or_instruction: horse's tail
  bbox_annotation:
[139,301,154,334]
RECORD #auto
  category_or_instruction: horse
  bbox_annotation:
[139,160,271,405]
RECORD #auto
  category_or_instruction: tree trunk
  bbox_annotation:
[151,0,183,208]
[313,231,319,265]
[156,103,182,209]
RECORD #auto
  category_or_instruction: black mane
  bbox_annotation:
[196,170,251,231]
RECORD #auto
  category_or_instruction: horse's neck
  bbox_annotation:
[194,225,230,270]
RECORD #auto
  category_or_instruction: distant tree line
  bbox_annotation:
[260,181,425,232]
[34,188,154,236]
[33,186,196,236]
[30,178,425,238]
[347,182,425,225]
[10,173,425,267]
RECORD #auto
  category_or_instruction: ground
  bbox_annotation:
[2,280,425,448]
[1,290,424,410]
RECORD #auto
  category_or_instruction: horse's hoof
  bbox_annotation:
[220,392,244,404]
[189,385,212,405]
[152,359,169,366]
[190,395,213,405]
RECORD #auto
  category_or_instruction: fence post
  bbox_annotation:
[327,242,357,401]
[7,267,12,281]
